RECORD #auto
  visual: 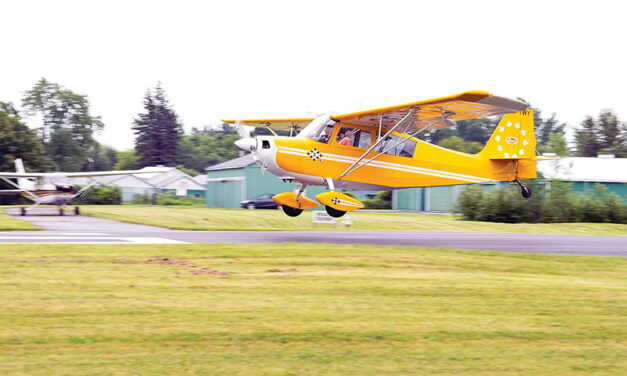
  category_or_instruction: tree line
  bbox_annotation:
[0,79,239,176]
[0,79,625,178]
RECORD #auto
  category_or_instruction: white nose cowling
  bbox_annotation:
[234,138,257,152]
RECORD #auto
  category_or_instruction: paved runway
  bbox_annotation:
[3,209,626,257]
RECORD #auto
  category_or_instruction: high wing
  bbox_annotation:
[222,91,527,133]
[0,169,168,179]
[221,118,314,132]
[332,91,527,131]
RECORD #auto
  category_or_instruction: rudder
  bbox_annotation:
[14,158,35,190]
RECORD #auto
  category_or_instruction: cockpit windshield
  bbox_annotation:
[297,114,337,143]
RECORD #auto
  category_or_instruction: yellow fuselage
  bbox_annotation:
[264,128,534,191]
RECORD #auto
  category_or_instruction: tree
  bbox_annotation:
[177,133,240,172]
[548,132,569,156]
[84,143,118,171]
[22,78,104,171]
[575,110,626,157]
[516,98,567,148]
[597,110,626,156]
[438,136,483,154]
[575,116,601,157]
[0,109,52,172]
[455,118,497,144]
[133,84,183,167]
[115,150,139,170]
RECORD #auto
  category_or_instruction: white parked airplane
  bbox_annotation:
[0,159,165,215]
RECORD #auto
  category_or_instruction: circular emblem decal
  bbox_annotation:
[307,148,322,161]
[506,137,518,145]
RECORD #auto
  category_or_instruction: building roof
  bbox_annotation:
[205,154,255,171]
[194,174,209,185]
[108,174,157,188]
[537,157,627,183]
[65,166,205,190]
[158,175,206,190]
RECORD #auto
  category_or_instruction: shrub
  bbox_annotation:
[456,185,483,220]
[363,191,392,209]
[73,186,121,205]
[456,181,627,224]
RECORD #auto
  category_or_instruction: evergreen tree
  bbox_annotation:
[575,116,601,157]
[575,110,626,157]
[548,132,569,156]
[133,84,183,167]
[597,110,625,156]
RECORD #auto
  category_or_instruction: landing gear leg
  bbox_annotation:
[74,206,80,215]
[515,179,532,198]
[20,207,26,216]
[295,184,306,201]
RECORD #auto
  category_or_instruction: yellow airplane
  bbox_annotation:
[225,91,537,218]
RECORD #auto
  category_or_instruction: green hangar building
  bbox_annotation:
[535,156,627,196]
[205,154,329,209]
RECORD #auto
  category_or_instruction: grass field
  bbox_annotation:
[80,205,627,235]
[1,243,625,375]
[0,209,40,231]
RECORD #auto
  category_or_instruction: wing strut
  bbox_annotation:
[0,177,40,202]
[339,110,453,179]
[339,109,416,179]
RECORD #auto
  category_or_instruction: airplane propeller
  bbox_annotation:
[233,120,258,152]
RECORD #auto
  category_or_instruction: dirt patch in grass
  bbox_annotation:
[268,268,298,273]
[146,257,196,267]
[146,257,229,276]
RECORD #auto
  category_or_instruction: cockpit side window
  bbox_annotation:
[335,127,372,148]
[375,134,417,158]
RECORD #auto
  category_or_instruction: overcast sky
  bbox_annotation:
[1,0,625,150]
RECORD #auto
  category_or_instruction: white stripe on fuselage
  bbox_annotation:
[276,146,492,183]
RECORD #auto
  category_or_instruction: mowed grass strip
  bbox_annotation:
[0,243,625,375]
[80,205,627,235]
[0,209,40,231]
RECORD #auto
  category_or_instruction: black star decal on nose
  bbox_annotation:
[307,148,322,161]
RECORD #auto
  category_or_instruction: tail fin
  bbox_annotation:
[15,158,34,190]
[479,109,536,160]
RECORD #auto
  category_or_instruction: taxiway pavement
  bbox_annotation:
[2,209,626,257]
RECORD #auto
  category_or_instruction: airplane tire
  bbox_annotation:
[325,206,346,218]
[59,208,64,216]
[20,207,26,216]
[282,205,303,217]
[520,183,532,198]
[75,207,80,215]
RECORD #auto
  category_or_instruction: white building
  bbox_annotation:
[67,166,207,202]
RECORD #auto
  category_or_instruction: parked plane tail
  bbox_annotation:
[14,158,35,190]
